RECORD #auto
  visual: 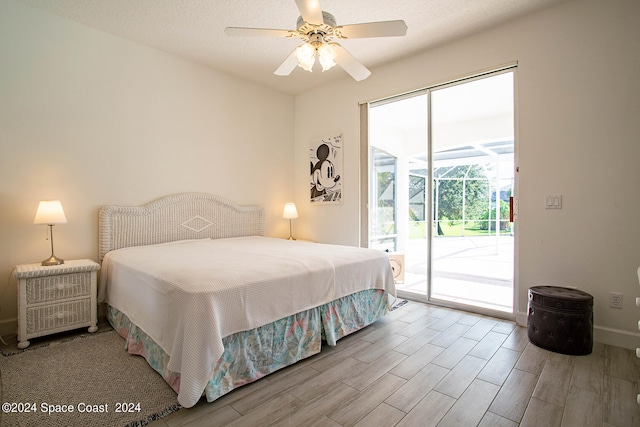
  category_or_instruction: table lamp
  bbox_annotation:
[282,202,298,240]
[34,200,67,266]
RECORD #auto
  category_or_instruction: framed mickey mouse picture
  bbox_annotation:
[309,133,343,204]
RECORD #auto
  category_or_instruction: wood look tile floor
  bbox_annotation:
[151,301,640,427]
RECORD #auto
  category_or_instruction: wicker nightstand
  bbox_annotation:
[13,259,100,349]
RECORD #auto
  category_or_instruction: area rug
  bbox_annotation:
[0,330,180,427]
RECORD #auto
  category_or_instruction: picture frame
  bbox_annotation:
[309,133,343,204]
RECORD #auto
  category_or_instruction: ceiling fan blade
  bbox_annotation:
[295,0,324,25]
[274,49,299,76]
[225,27,293,38]
[336,20,408,39]
[333,44,371,81]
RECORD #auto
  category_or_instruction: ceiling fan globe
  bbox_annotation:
[318,43,337,71]
[295,43,316,71]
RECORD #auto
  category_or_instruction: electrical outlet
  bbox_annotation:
[610,292,623,309]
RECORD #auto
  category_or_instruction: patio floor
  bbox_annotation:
[396,235,514,313]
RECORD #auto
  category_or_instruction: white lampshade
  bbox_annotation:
[282,202,298,219]
[34,200,67,225]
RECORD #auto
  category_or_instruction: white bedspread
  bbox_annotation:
[99,236,395,407]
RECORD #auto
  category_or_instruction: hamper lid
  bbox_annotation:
[529,286,593,301]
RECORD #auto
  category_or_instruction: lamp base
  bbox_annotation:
[288,236,296,240]
[41,255,64,266]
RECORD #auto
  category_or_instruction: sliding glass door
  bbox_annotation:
[367,69,515,316]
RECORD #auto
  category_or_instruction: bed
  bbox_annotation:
[97,193,395,408]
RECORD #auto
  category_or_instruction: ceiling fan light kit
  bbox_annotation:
[225,0,407,81]
[295,33,337,72]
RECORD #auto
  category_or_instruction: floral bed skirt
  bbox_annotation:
[107,289,391,404]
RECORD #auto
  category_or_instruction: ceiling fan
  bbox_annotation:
[225,0,407,81]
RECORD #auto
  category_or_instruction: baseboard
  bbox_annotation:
[515,311,528,327]
[515,311,639,351]
[594,325,640,351]
[0,317,17,341]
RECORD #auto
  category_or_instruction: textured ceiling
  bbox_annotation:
[17,0,569,95]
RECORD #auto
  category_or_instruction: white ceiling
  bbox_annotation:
[17,0,569,95]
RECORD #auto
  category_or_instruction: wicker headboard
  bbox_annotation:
[98,193,265,261]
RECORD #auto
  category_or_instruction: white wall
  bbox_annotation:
[0,1,295,334]
[294,0,640,348]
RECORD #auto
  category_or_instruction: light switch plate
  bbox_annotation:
[545,195,562,209]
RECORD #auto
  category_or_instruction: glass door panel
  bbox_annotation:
[369,94,429,300]
[430,71,514,313]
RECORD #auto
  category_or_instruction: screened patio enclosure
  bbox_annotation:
[371,139,513,246]
[370,139,514,313]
